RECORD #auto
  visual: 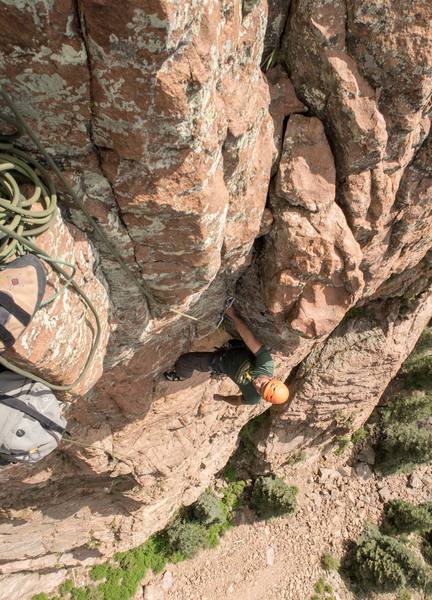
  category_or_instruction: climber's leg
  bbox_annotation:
[175,352,216,378]
[164,351,223,381]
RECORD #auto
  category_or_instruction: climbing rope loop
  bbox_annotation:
[0,127,101,391]
[0,143,57,260]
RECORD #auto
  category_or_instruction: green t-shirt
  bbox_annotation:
[220,344,274,405]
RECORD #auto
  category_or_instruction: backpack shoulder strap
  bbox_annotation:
[0,394,66,435]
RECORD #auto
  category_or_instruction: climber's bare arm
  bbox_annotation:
[225,306,262,354]
[213,394,243,406]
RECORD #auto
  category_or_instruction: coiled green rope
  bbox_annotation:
[0,120,101,391]
[0,145,57,261]
[0,143,76,305]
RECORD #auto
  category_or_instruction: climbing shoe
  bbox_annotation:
[0,255,46,352]
[164,371,185,382]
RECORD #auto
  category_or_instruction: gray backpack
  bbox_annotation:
[0,371,67,464]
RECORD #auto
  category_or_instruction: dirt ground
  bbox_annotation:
[144,455,432,600]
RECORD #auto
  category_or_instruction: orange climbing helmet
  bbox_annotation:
[262,378,290,404]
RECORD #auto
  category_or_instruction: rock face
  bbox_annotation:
[263,289,432,467]
[0,0,432,597]
[260,114,364,341]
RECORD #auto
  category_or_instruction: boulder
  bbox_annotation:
[354,463,374,481]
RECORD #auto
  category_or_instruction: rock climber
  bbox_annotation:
[164,305,290,406]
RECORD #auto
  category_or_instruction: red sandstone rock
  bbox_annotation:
[267,65,306,173]
[259,115,364,339]
[4,210,110,397]
[264,288,432,467]
[283,0,432,295]
[0,0,432,596]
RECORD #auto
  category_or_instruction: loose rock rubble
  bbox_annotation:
[143,457,432,600]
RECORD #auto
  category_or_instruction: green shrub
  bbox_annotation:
[251,475,298,519]
[221,480,246,514]
[59,579,74,595]
[29,473,272,600]
[371,328,432,475]
[222,461,238,482]
[321,552,340,572]
[165,519,208,559]
[334,435,351,456]
[378,390,432,426]
[89,564,111,581]
[345,526,432,594]
[193,490,228,526]
[422,530,432,565]
[397,589,412,600]
[375,422,432,474]
[383,499,432,535]
[403,355,432,391]
[311,577,336,600]
[351,426,369,445]
[71,588,102,600]
[286,450,307,465]
[424,501,432,516]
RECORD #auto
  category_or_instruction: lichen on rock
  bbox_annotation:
[0,0,432,597]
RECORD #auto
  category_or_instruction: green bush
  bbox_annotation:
[334,435,350,456]
[371,328,432,475]
[311,577,336,600]
[345,526,432,594]
[59,579,74,595]
[403,355,432,391]
[376,422,432,474]
[383,499,432,535]
[193,490,228,526]
[251,475,298,519]
[379,391,432,425]
[165,519,208,559]
[30,472,282,600]
[70,588,102,600]
[286,450,307,465]
[222,461,238,482]
[321,552,340,572]
[351,426,369,445]
[424,501,432,516]
[221,480,246,514]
